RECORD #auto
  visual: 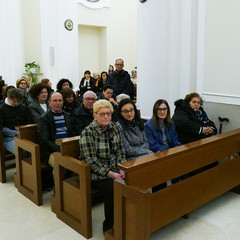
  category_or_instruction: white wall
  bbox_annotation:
[1,0,137,91]
[0,0,24,85]
[137,0,197,118]
[77,0,137,74]
[197,0,240,105]
[137,0,240,121]
[78,25,106,78]
[40,0,79,89]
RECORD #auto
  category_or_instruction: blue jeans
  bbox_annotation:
[4,140,15,154]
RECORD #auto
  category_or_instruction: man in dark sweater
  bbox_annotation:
[108,59,133,98]
[73,90,97,135]
[37,92,74,166]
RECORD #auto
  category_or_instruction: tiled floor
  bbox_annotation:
[1,168,240,240]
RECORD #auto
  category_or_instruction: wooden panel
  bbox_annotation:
[14,124,43,206]
[119,129,240,189]
[54,152,92,239]
[108,129,240,240]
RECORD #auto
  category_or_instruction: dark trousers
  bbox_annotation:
[92,178,114,232]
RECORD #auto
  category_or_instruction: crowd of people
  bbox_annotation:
[0,58,218,233]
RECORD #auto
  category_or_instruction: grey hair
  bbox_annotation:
[83,90,97,99]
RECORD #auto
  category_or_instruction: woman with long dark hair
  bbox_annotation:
[117,98,152,160]
[145,99,181,152]
[145,99,181,189]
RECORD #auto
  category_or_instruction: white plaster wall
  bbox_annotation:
[40,0,79,89]
[1,0,137,90]
[197,0,240,105]
[77,0,137,73]
[22,0,42,65]
[0,0,24,85]
[137,0,197,118]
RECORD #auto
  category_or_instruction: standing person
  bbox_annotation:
[117,98,152,160]
[37,92,74,166]
[145,99,181,187]
[79,99,125,233]
[0,88,33,154]
[29,83,50,122]
[73,90,97,135]
[172,92,217,144]
[108,59,132,98]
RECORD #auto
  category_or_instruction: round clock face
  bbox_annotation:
[64,19,73,31]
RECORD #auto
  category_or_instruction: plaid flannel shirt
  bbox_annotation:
[79,120,126,181]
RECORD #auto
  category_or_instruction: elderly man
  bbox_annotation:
[79,99,125,233]
[108,58,133,98]
[73,90,97,135]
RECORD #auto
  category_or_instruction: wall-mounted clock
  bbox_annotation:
[64,19,73,31]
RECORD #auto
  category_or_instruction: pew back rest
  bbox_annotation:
[56,136,80,159]
[118,128,240,190]
[15,124,38,143]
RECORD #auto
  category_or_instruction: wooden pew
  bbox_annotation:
[105,129,240,240]
[0,131,15,183]
[51,136,94,239]
[14,124,52,206]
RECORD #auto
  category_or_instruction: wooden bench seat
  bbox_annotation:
[51,136,103,239]
[105,128,240,240]
[14,124,53,206]
[0,131,15,183]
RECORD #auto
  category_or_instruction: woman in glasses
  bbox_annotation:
[145,99,181,152]
[79,99,125,233]
[145,99,181,189]
[172,92,217,176]
[172,92,217,145]
[117,98,152,160]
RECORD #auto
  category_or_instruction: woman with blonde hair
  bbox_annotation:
[79,99,125,233]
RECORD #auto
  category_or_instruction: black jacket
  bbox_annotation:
[29,100,49,123]
[73,104,94,135]
[79,77,95,95]
[108,70,132,97]
[172,99,217,144]
[0,102,32,130]
[37,110,74,164]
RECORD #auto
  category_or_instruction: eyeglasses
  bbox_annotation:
[84,98,96,102]
[96,112,112,117]
[157,108,168,112]
[121,108,134,114]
